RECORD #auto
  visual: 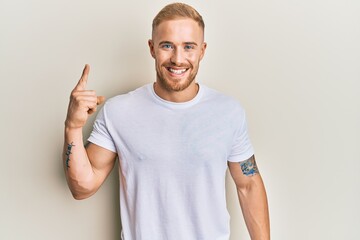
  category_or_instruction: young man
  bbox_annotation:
[64,3,270,240]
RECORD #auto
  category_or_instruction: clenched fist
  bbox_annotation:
[65,64,105,129]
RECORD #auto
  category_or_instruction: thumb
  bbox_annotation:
[97,96,106,105]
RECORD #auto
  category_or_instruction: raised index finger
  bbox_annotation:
[74,64,90,90]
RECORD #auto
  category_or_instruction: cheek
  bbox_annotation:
[187,52,195,58]
[186,53,200,66]
[155,51,171,64]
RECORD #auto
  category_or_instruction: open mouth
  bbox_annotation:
[166,67,189,75]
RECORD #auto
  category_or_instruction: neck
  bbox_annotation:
[153,81,199,103]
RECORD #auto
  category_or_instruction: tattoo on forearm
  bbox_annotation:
[65,142,75,169]
[239,155,259,176]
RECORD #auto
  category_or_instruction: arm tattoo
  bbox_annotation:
[65,142,75,169]
[239,155,259,176]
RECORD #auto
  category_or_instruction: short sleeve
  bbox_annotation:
[227,111,254,162]
[87,105,117,153]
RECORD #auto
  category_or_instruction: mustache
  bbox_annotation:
[164,63,192,68]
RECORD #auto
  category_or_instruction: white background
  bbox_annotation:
[1,0,359,239]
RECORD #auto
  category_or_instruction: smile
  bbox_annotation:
[166,67,188,75]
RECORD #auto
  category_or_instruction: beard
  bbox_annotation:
[156,62,199,92]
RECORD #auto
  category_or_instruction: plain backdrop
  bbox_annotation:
[1,0,359,239]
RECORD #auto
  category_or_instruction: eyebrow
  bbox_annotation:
[158,41,173,46]
[158,41,198,46]
[184,42,198,46]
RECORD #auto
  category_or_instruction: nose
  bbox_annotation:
[170,48,185,66]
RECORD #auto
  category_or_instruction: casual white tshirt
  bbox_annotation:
[88,83,254,240]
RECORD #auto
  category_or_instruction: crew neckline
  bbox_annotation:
[148,82,204,109]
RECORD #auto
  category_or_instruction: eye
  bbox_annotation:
[184,45,195,50]
[161,44,173,49]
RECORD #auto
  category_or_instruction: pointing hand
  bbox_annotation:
[65,64,105,129]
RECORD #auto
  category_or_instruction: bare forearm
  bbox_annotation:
[238,176,270,240]
[62,65,110,199]
[63,127,95,199]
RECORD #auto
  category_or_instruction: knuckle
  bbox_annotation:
[78,99,86,105]
[90,101,97,107]
[70,91,78,98]
[74,96,81,102]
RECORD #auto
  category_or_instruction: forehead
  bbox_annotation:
[153,18,203,43]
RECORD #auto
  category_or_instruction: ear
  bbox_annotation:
[199,42,207,60]
[148,39,155,59]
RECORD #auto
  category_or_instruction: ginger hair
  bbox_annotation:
[152,3,205,35]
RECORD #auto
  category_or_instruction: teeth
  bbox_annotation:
[168,68,187,74]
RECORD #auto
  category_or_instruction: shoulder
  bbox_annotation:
[102,84,152,112]
[200,84,246,115]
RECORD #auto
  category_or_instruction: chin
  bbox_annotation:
[161,78,194,92]
[157,71,195,92]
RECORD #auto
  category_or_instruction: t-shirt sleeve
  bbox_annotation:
[87,105,117,153]
[227,111,254,162]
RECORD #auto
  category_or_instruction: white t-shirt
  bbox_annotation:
[88,83,254,240]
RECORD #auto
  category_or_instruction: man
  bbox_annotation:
[64,3,270,240]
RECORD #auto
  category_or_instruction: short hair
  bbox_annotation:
[152,3,205,34]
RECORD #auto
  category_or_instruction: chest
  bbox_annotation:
[112,107,235,174]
